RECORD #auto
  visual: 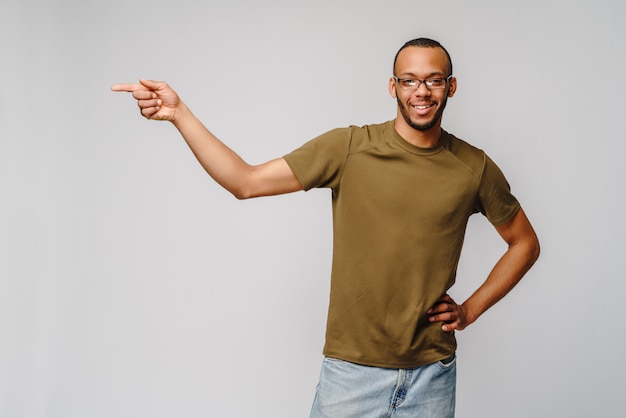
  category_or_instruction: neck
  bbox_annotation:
[394,120,442,148]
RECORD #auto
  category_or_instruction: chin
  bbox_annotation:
[398,98,446,132]
[402,113,441,131]
[409,118,438,131]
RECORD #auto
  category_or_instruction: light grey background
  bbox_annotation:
[1,0,624,417]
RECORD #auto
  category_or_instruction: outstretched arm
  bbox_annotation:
[428,208,540,331]
[111,79,303,199]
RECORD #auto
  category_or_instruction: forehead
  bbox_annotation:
[394,46,450,76]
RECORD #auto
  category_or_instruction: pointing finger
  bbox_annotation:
[111,83,142,92]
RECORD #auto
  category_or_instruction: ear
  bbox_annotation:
[447,77,457,98]
[388,77,398,98]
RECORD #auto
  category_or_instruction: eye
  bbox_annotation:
[400,78,417,87]
[426,78,445,87]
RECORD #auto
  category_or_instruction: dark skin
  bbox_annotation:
[427,207,539,331]
[387,46,539,332]
[112,47,540,335]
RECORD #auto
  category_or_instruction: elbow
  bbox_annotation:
[231,188,253,200]
[227,167,260,200]
[532,237,541,264]
[510,233,540,271]
[229,183,258,200]
[526,235,541,268]
[529,242,540,268]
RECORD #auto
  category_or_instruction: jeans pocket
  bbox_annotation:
[437,353,457,368]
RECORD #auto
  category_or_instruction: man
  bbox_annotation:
[112,38,540,417]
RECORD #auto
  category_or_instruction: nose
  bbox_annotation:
[413,81,431,96]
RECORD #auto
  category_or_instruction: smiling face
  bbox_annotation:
[389,46,457,142]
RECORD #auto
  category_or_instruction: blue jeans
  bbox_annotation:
[310,354,456,418]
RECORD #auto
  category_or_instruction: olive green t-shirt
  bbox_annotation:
[283,120,520,368]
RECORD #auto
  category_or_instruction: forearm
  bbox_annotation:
[462,237,540,325]
[171,102,254,198]
[428,208,540,332]
[112,79,301,198]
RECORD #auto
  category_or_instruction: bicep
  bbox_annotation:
[495,208,540,251]
[244,157,303,198]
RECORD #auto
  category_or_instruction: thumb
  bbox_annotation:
[139,78,162,90]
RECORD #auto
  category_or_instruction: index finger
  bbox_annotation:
[111,83,142,92]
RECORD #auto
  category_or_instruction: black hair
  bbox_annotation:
[393,38,453,76]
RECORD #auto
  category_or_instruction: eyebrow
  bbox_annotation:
[397,71,447,78]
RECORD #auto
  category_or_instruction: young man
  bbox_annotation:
[112,38,540,417]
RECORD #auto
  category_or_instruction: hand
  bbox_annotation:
[427,294,470,332]
[111,79,180,121]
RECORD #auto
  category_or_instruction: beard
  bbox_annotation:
[396,91,449,131]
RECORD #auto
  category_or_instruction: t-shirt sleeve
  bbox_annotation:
[475,155,521,226]
[283,127,352,191]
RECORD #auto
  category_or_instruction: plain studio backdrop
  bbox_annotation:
[1,0,624,417]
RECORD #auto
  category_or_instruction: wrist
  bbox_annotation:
[171,101,191,126]
[460,301,480,326]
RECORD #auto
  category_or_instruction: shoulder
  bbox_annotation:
[286,121,392,157]
[442,130,488,177]
[343,121,394,153]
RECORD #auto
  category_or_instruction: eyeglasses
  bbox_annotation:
[393,75,453,90]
